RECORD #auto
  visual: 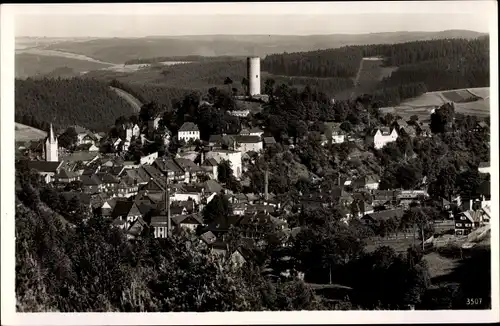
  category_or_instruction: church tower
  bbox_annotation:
[45,124,58,162]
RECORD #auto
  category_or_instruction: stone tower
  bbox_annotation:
[247,56,261,96]
[45,123,58,162]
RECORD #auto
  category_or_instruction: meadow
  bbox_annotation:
[15,122,47,142]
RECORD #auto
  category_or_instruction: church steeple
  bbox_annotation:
[45,123,58,162]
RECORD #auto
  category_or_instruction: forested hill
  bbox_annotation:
[262,37,489,105]
[262,37,489,87]
[15,78,137,132]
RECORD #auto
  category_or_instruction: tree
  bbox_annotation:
[202,194,230,225]
[241,78,249,95]
[217,160,233,185]
[58,127,78,149]
[139,101,162,123]
[430,103,455,134]
[264,79,276,97]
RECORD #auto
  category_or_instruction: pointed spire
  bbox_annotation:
[49,123,56,143]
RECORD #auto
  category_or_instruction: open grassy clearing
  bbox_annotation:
[15,123,47,142]
[379,87,490,120]
[353,57,398,97]
[16,53,112,79]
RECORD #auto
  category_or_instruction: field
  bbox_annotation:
[35,30,485,64]
[16,53,112,79]
[15,122,47,142]
[350,57,398,99]
[379,87,490,120]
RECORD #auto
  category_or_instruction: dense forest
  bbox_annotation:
[263,37,489,105]
[15,78,136,132]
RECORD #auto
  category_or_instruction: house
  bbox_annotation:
[362,208,405,226]
[110,201,143,230]
[372,127,398,149]
[75,143,100,152]
[72,126,95,146]
[178,122,200,143]
[239,128,250,136]
[478,162,490,174]
[172,214,204,232]
[154,158,185,182]
[116,177,140,198]
[97,173,120,193]
[110,138,122,150]
[352,200,374,218]
[150,213,171,238]
[140,152,158,165]
[208,134,236,149]
[263,137,276,147]
[199,231,217,246]
[100,197,119,217]
[26,160,63,183]
[81,174,103,194]
[228,109,250,117]
[148,116,162,132]
[325,122,346,144]
[233,135,263,154]
[232,203,247,215]
[55,169,79,183]
[127,217,147,239]
[416,123,432,137]
[205,149,242,179]
[454,210,477,236]
[175,158,205,183]
[249,127,264,137]
[473,121,489,133]
[393,120,417,138]
[161,128,172,146]
[201,157,219,180]
[63,151,100,166]
[354,174,380,190]
[132,124,141,137]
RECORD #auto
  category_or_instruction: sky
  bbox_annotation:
[11,2,495,38]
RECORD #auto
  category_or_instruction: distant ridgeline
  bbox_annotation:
[124,55,248,65]
[15,78,137,132]
[262,37,489,105]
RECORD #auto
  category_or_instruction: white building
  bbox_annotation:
[132,124,141,137]
[125,128,133,141]
[148,116,161,132]
[478,162,490,174]
[234,135,263,154]
[373,127,398,149]
[325,122,346,144]
[228,109,250,117]
[44,124,58,162]
[178,122,200,143]
[140,152,159,165]
[205,149,242,179]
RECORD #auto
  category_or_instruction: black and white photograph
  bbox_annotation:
[1,1,498,324]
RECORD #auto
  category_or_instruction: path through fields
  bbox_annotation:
[350,58,365,98]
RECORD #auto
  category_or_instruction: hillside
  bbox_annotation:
[15,78,135,131]
[36,30,486,64]
[15,123,47,142]
[379,87,490,120]
[16,53,112,79]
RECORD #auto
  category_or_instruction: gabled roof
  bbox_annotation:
[263,137,276,144]
[111,201,139,218]
[202,157,219,167]
[202,179,223,193]
[56,168,78,179]
[63,151,100,163]
[200,231,217,245]
[26,160,62,173]
[234,135,262,144]
[239,128,250,135]
[172,213,203,225]
[179,122,199,132]
[478,162,490,168]
[175,158,203,172]
[249,127,263,133]
[97,172,120,184]
[363,208,404,221]
[81,174,102,186]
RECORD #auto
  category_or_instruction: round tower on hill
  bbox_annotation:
[247,56,261,96]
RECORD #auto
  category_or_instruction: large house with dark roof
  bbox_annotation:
[26,160,63,183]
[233,135,263,154]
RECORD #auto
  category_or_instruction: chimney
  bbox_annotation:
[264,169,269,202]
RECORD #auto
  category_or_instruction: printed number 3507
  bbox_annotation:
[467,298,483,305]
